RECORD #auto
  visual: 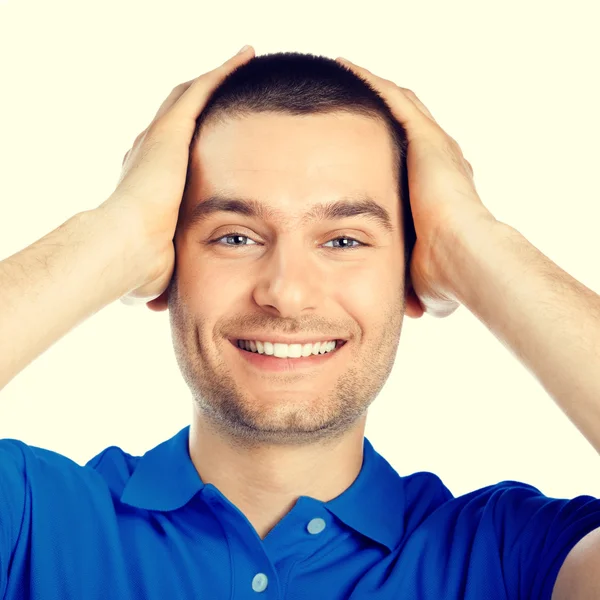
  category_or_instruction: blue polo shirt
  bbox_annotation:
[1,425,599,599]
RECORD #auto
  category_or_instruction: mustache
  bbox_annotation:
[224,316,350,338]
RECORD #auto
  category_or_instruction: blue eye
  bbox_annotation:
[323,237,364,249]
[214,234,257,246]
[211,233,366,250]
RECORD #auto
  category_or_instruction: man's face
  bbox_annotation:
[168,112,406,447]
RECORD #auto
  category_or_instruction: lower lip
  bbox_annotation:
[229,340,347,371]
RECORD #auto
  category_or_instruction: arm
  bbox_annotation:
[439,219,600,455]
[0,205,148,391]
[439,220,600,600]
[0,48,258,394]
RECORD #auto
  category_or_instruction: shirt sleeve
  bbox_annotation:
[490,480,600,599]
[0,439,28,597]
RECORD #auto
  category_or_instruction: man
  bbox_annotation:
[0,46,598,598]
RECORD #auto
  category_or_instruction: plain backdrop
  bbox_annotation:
[1,0,599,501]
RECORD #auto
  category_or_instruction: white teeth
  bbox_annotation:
[273,343,288,358]
[238,339,338,358]
[287,344,303,358]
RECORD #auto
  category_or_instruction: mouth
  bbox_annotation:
[228,338,348,371]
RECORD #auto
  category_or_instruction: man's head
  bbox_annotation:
[191,52,416,275]
[152,52,421,449]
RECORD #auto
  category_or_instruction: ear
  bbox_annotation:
[146,288,170,312]
[404,276,425,319]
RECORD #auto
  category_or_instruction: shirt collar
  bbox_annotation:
[120,425,405,551]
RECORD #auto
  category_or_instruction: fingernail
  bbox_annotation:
[237,44,251,55]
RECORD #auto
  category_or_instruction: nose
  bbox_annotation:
[251,242,323,318]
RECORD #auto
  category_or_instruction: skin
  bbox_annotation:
[161,112,423,538]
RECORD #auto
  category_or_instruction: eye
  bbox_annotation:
[322,236,365,250]
[211,233,258,247]
[208,232,367,250]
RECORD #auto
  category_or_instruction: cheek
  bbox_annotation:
[174,240,242,317]
[175,235,402,316]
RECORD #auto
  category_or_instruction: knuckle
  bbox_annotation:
[387,85,404,101]
[406,91,421,103]
[173,80,194,93]
[446,134,460,151]
[440,135,459,157]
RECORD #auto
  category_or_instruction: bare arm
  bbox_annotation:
[0,46,256,393]
[0,205,148,391]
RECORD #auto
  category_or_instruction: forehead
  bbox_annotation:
[186,112,398,221]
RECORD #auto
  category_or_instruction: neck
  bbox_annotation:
[188,415,367,539]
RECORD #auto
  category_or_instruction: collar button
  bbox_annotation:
[307,517,326,535]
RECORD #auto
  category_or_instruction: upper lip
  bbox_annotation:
[230,335,347,345]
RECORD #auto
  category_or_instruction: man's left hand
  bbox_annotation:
[336,56,498,318]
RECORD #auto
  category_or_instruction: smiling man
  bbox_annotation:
[2,50,600,599]
[158,64,418,538]
[139,55,419,539]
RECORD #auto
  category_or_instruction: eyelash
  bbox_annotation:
[209,231,367,251]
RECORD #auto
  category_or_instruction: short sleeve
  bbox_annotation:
[491,480,600,599]
[0,440,28,596]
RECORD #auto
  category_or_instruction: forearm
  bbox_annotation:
[0,205,146,391]
[439,220,600,453]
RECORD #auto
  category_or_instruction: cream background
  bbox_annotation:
[0,0,599,500]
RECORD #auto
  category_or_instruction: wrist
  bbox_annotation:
[82,203,153,298]
[431,210,506,306]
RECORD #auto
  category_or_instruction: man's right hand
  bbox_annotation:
[98,45,255,307]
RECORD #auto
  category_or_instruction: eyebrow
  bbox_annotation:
[185,194,394,233]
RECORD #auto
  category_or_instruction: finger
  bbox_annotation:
[152,46,254,123]
[150,78,197,123]
[166,45,255,126]
[465,158,474,178]
[336,56,437,134]
[122,46,255,168]
[396,87,436,123]
[151,46,254,125]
